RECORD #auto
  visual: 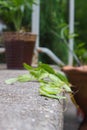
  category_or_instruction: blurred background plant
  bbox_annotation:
[74,0,87,65]
[39,0,87,65]
[39,0,68,64]
[0,0,87,65]
[0,0,34,31]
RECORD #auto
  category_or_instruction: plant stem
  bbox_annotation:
[61,26,81,66]
[52,28,81,66]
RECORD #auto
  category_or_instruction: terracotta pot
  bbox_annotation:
[62,66,87,116]
[3,32,36,69]
[62,66,87,130]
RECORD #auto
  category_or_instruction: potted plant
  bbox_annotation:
[51,24,87,129]
[0,0,36,69]
[62,65,87,130]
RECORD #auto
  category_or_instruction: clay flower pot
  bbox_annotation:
[62,66,87,130]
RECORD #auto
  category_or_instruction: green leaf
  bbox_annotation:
[17,74,35,82]
[30,69,49,80]
[62,84,72,92]
[68,33,78,39]
[38,62,55,74]
[40,82,62,95]
[5,78,18,85]
[23,63,33,70]
[39,89,66,100]
[55,72,69,85]
[49,74,64,84]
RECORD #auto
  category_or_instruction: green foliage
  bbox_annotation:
[0,0,35,31]
[5,62,71,100]
[75,0,87,44]
[75,42,87,64]
[74,0,87,64]
[40,0,68,64]
[61,0,87,65]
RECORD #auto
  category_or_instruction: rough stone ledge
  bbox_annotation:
[0,70,63,130]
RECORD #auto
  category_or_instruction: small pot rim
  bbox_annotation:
[62,65,87,73]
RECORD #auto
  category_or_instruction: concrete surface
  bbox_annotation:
[0,64,81,130]
[0,70,63,130]
[63,94,80,130]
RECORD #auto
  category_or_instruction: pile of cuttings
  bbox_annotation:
[5,62,72,100]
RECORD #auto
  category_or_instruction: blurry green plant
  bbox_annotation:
[40,0,68,64]
[75,42,87,64]
[40,0,87,64]
[75,0,87,48]
[0,0,35,31]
